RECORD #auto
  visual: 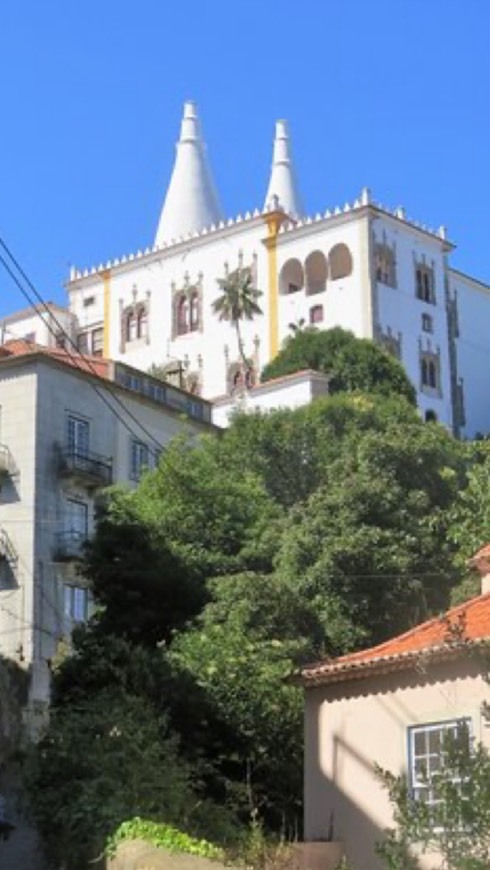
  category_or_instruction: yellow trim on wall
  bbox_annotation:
[263,213,282,359]
[102,269,111,357]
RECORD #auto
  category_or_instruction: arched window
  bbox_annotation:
[375,244,396,287]
[137,307,148,339]
[126,311,137,342]
[305,251,328,295]
[279,258,304,295]
[329,243,353,280]
[189,292,200,332]
[177,296,188,336]
[425,409,437,423]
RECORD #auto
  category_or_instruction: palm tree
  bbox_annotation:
[212,268,263,373]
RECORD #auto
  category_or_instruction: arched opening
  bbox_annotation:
[137,307,148,339]
[176,296,188,336]
[189,292,200,332]
[305,251,328,295]
[279,258,304,295]
[125,311,137,342]
[329,243,353,280]
[425,409,437,423]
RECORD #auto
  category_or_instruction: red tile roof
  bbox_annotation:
[301,592,490,687]
[0,339,110,379]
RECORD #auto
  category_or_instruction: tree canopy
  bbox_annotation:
[27,388,489,865]
[261,327,417,405]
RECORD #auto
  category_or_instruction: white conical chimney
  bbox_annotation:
[155,102,224,246]
[264,120,304,218]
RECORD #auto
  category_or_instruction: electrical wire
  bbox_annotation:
[0,238,169,458]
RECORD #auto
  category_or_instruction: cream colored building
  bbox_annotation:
[302,551,490,870]
[0,339,213,718]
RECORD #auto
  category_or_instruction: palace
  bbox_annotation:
[47,100,488,436]
[3,100,490,436]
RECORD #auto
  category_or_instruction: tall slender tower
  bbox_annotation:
[264,120,304,218]
[155,102,224,246]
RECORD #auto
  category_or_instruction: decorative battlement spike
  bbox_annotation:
[360,187,371,206]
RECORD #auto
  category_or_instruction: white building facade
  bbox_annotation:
[0,343,213,719]
[58,102,490,436]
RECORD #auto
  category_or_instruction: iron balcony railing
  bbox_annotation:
[0,527,17,566]
[57,446,113,487]
[53,530,88,562]
[0,444,15,478]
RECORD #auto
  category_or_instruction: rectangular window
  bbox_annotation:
[415,265,436,304]
[66,415,89,457]
[422,313,433,333]
[83,295,95,307]
[24,332,36,342]
[130,439,149,481]
[64,585,89,622]
[309,304,324,324]
[66,499,88,537]
[91,327,104,356]
[408,719,471,809]
[77,332,89,353]
[421,353,440,394]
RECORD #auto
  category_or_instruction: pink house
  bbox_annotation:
[301,548,490,870]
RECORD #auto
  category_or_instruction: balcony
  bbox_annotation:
[53,530,88,562]
[0,527,17,566]
[56,446,113,488]
[0,444,16,479]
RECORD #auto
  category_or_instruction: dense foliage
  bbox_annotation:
[25,335,490,866]
[261,327,417,405]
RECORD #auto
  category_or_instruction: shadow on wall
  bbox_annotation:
[0,654,45,870]
[302,664,469,870]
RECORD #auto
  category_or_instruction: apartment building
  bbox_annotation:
[0,339,213,723]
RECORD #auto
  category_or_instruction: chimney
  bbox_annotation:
[264,119,304,219]
[468,544,490,595]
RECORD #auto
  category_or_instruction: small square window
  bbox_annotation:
[83,296,95,307]
[309,304,324,324]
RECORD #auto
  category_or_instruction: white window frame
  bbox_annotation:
[130,439,150,481]
[67,415,90,457]
[64,584,89,622]
[408,718,471,810]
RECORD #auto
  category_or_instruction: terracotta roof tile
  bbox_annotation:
[0,339,110,379]
[301,592,490,686]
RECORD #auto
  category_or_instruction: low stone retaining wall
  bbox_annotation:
[107,839,345,870]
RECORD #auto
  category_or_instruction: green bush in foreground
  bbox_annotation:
[106,817,224,861]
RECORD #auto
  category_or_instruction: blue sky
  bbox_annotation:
[0,0,488,317]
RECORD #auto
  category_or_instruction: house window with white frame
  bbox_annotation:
[67,415,89,457]
[64,584,89,622]
[130,439,149,481]
[408,719,471,811]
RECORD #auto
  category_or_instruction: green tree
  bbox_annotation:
[26,688,194,870]
[261,327,416,405]
[212,268,262,371]
[376,721,490,869]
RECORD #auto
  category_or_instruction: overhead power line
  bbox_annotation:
[0,237,166,457]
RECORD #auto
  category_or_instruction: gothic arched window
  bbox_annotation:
[177,296,188,336]
[137,307,148,339]
[189,292,199,332]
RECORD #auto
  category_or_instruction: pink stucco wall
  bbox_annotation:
[304,657,490,870]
